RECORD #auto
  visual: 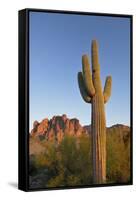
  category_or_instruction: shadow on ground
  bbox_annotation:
[8,182,18,189]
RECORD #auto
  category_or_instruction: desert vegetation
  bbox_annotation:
[29,125,130,189]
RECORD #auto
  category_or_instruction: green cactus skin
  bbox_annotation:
[77,40,112,184]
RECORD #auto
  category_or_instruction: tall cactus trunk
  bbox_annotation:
[77,40,112,184]
[92,94,106,184]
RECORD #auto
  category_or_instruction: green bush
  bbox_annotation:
[29,130,130,188]
[106,131,130,183]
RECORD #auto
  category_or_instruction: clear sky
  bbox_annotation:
[29,11,131,130]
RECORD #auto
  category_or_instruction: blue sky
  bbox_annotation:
[29,11,131,130]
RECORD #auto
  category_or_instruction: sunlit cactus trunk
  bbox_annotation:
[77,40,112,184]
[91,94,106,183]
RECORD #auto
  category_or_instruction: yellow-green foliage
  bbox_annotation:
[29,129,130,188]
[47,135,92,187]
[106,131,130,183]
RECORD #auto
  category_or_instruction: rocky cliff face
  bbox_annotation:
[30,114,130,145]
[30,115,130,157]
[31,114,88,142]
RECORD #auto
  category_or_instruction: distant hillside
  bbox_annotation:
[30,114,130,155]
[29,115,131,189]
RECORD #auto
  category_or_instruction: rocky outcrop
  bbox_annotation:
[30,115,130,158]
[30,115,130,146]
[30,114,88,142]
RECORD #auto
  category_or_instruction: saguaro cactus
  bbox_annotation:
[77,40,112,184]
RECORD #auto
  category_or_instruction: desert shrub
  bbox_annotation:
[29,130,130,188]
[29,154,37,175]
[106,131,130,183]
[47,135,93,187]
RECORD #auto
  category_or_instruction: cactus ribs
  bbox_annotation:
[77,40,112,184]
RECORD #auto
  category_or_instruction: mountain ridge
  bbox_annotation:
[30,114,130,142]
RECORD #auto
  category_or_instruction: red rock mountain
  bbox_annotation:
[31,114,88,142]
[30,114,130,144]
[30,115,130,157]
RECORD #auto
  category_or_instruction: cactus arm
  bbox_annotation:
[77,40,112,184]
[92,40,100,72]
[77,72,92,103]
[82,55,95,97]
[103,76,112,103]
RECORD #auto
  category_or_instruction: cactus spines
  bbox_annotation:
[77,40,112,184]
